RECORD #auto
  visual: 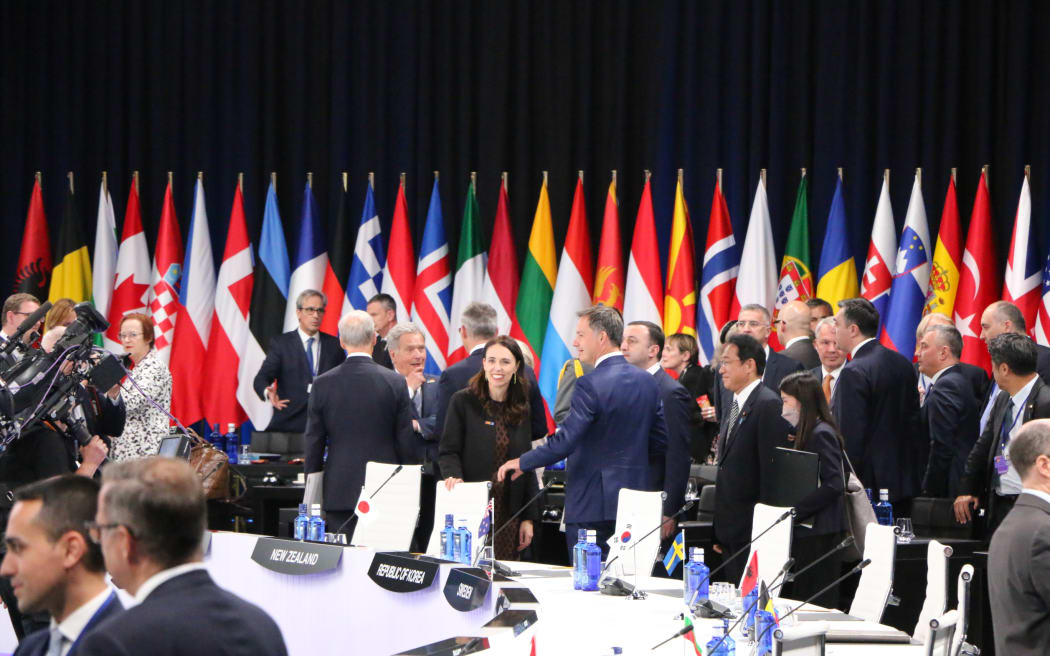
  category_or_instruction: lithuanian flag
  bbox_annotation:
[514,172,557,373]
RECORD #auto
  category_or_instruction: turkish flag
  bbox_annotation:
[955,170,999,374]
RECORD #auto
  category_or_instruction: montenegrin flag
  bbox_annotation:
[593,171,625,312]
[514,173,557,372]
[664,171,697,336]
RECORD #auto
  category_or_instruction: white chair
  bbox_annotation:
[425,480,490,557]
[611,488,663,576]
[350,461,421,551]
[773,621,829,656]
[741,503,793,590]
[848,522,896,622]
[924,610,959,656]
[913,540,952,644]
[950,564,975,656]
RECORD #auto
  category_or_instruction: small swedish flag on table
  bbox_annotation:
[662,529,686,575]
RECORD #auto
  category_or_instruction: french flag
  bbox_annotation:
[861,172,897,329]
[284,181,329,331]
[345,178,385,312]
[170,176,216,426]
[697,173,738,364]
[411,178,452,375]
[1003,172,1039,336]
[880,171,931,356]
[538,174,593,410]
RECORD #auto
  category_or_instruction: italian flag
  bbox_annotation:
[448,174,487,365]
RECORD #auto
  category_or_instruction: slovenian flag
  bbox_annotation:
[880,171,930,356]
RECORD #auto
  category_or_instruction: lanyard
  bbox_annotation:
[999,397,1026,453]
[67,591,117,655]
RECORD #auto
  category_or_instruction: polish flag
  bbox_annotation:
[623,173,662,325]
[1003,172,1039,336]
[149,175,184,365]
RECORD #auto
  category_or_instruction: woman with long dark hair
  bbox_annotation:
[778,371,848,609]
[439,336,539,560]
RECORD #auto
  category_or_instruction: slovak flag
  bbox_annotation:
[880,172,931,356]
[1003,173,1040,336]
[861,173,896,330]
[411,178,453,375]
[697,174,738,364]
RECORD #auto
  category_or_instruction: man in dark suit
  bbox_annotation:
[434,302,548,444]
[777,300,820,369]
[79,458,286,656]
[810,316,846,405]
[366,292,397,369]
[916,324,980,498]
[252,289,345,432]
[621,321,697,539]
[498,305,668,558]
[916,312,989,406]
[1,476,123,656]
[735,303,804,392]
[956,333,1050,537]
[988,419,1050,655]
[305,310,415,536]
[712,333,790,583]
[833,298,923,516]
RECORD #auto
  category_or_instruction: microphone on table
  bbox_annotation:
[597,498,695,597]
[685,507,795,594]
[693,557,795,619]
[479,478,556,577]
[332,464,405,538]
[770,535,854,593]
[1,300,51,356]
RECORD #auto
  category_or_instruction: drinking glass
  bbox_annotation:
[895,517,914,543]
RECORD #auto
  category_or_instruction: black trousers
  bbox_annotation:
[787,530,847,610]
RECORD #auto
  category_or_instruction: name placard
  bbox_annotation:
[250,537,343,575]
[442,567,491,612]
[367,552,440,593]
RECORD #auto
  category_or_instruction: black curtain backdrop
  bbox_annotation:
[2,0,1048,302]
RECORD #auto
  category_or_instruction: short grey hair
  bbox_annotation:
[41,325,66,353]
[296,289,326,309]
[924,324,963,360]
[814,316,837,338]
[338,310,375,347]
[1009,419,1050,480]
[577,304,623,345]
[386,322,423,352]
[739,303,771,322]
[461,302,498,340]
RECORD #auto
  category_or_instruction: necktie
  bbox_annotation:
[822,374,833,404]
[725,399,740,445]
[305,337,316,377]
[47,627,64,656]
[412,387,422,416]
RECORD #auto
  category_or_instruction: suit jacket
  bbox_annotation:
[714,382,789,545]
[519,354,668,523]
[15,591,124,656]
[434,349,548,444]
[763,349,805,393]
[304,356,415,512]
[78,570,287,656]
[679,364,718,461]
[438,390,541,521]
[921,364,981,498]
[1038,343,1050,384]
[792,421,848,536]
[252,330,344,432]
[832,339,923,502]
[781,338,820,370]
[373,336,393,369]
[409,375,440,464]
[917,361,989,407]
[988,493,1050,656]
[650,369,699,516]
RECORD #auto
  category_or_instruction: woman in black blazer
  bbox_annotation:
[439,336,540,560]
[663,332,718,461]
[779,371,848,609]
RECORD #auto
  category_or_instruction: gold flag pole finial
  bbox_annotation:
[342,172,348,192]
[270,172,276,191]
[238,172,244,192]
[102,171,108,195]
[433,171,439,182]
[951,168,957,185]
[35,171,41,184]
[717,168,723,192]
[197,171,203,182]
[306,172,313,188]
[400,172,406,186]
[368,172,375,188]
[167,171,173,186]
[837,167,843,181]
[884,169,890,185]
[578,170,584,182]
[133,171,140,194]
[471,171,477,188]
[678,168,684,185]
[542,170,548,186]
[68,171,74,194]
[801,167,807,178]
[1025,164,1031,180]
[760,168,767,187]
[644,169,651,182]
[611,170,617,185]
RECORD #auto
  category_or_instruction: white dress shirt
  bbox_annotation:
[594,351,621,368]
[850,337,876,360]
[997,375,1039,495]
[298,328,321,375]
[134,562,208,604]
[821,364,842,397]
[48,586,114,656]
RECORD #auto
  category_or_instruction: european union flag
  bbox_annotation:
[896,226,928,275]
[662,530,686,575]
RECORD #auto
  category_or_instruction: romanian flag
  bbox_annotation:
[816,173,859,308]
[50,174,92,303]
[925,174,961,317]
[593,172,624,311]
[664,171,697,336]
[515,173,557,373]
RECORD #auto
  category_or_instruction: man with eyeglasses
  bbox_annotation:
[0,293,42,369]
[734,303,803,393]
[252,290,345,433]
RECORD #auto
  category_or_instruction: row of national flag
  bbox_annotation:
[11,165,1045,430]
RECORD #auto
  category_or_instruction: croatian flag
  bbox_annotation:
[1003,174,1040,336]
[697,176,738,364]
[861,173,897,329]
[880,172,930,356]
[284,183,329,331]
[411,179,452,375]
[345,180,386,312]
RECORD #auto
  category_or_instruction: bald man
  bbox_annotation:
[778,300,819,369]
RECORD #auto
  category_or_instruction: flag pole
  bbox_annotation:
[238,172,244,193]
[543,170,548,186]
[168,171,173,187]
[760,168,767,188]
[982,164,989,187]
[68,171,74,194]
[502,171,508,190]
[801,167,806,179]
[102,171,108,195]
[271,172,276,193]
[434,170,439,182]
[35,171,41,185]
[717,168,723,193]
[578,169,584,183]
[951,167,956,185]
[837,167,843,181]
[884,168,890,187]
[611,169,617,186]
[400,172,406,187]
[307,171,313,188]
[471,171,477,190]
[678,168,683,185]
[644,169,651,183]
[369,171,375,189]
[198,170,203,182]
[134,171,139,195]
[1025,164,1031,181]
[342,171,347,193]
[915,167,921,187]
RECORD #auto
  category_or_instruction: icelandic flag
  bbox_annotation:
[880,173,931,356]
[697,177,738,364]
[411,179,452,375]
[861,174,897,328]
[283,183,329,331]
[662,530,686,575]
[346,180,386,311]
[538,176,593,411]
[1003,174,1040,336]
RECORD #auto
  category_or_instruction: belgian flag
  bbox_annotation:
[49,172,92,303]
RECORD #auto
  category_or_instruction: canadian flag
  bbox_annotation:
[104,175,150,352]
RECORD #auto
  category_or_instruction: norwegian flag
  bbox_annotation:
[1003,173,1039,336]
[861,173,896,330]
[149,176,184,365]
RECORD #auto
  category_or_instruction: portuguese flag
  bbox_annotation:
[776,171,814,309]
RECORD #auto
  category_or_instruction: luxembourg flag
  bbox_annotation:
[861,172,897,328]
[538,174,594,410]
[412,178,453,375]
[697,172,738,364]
[345,177,385,312]
[880,171,931,356]
[284,181,329,331]
[170,176,216,426]
[1003,171,1039,336]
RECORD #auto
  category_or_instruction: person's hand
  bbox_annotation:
[496,458,523,482]
[712,543,723,554]
[444,477,463,491]
[412,419,422,433]
[700,405,717,423]
[518,519,534,551]
[661,515,675,540]
[106,383,121,400]
[80,436,109,468]
[406,369,426,391]
[266,384,289,410]
[918,384,926,406]
[953,495,979,524]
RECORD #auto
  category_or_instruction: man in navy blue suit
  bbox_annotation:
[2,476,123,656]
[252,289,345,432]
[735,303,804,393]
[79,457,287,656]
[497,305,668,557]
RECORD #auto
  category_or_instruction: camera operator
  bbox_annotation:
[0,294,42,370]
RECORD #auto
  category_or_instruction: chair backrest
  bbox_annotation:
[741,503,793,590]
[913,540,952,644]
[698,485,717,522]
[924,610,959,656]
[612,489,663,576]
[950,564,974,656]
[848,522,896,622]
[249,431,305,456]
[351,462,421,551]
[425,480,490,557]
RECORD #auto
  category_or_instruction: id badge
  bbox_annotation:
[994,454,1009,475]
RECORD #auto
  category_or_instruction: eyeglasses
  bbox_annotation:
[737,320,767,329]
[118,332,142,339]
[298,307,326,315]
[85,521,131,544]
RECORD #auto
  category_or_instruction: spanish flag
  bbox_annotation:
[665,170,697,336]
[514,172,557,372]
[925,173,961,317]
[49,173,92,303]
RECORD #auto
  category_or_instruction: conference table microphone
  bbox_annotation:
[597,498,696,597]
[770,535,855,594]
[331,464,405,539]
[478,478,557,577]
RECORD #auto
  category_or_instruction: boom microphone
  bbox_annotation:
[1,300,51,356]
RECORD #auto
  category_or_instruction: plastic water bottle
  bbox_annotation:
[293,503,309,540]
[454,519,472,564]
[580,530,602,591]
[705,618,735,655]
[683,547,710,606]
[224,423,239,464]
[209,423,223,449]
[440,514,455,560]
[874,488,894,526]
[572,529,587,590]
[744,586,760,635]
[755,609,776,655]
[307,503,325,541]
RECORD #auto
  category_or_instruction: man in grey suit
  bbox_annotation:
[988,418,1050,655]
